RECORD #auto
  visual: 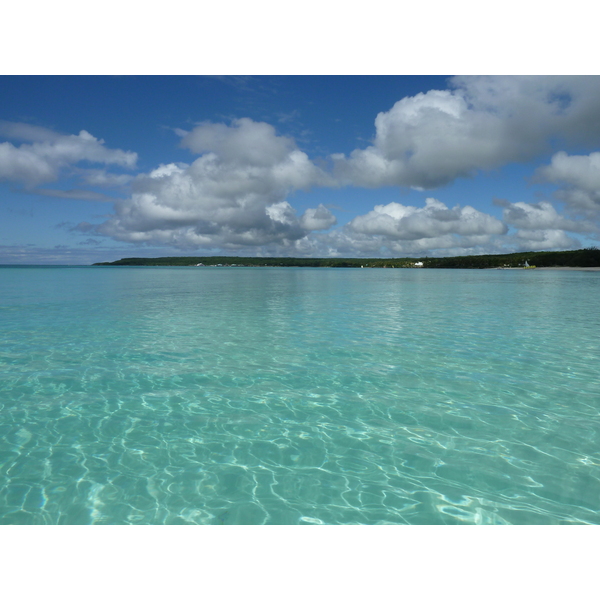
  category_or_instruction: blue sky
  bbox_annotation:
[2,75,600,264]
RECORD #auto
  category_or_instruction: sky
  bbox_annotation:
[2,75,600,264]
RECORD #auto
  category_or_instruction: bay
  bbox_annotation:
[1,266,599,524]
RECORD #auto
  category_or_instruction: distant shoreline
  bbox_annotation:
[534,266,600,271]
[93,248,600,269]
[488,266,600,271]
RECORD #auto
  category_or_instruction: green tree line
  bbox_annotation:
[93,248,600,269]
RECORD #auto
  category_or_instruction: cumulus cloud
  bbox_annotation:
[332,76,600,190]
[490,198,584,251]
[536,151,600,217]
[0,122,137,188]
[513,228,579,251]
[180,118,296,167]
[36,78,600,257]
[92,119,336,249]
[348,198,506,240]
[299,204,337,231]
[495,198,594,233]
[292,227,509,259]
[279,198,509,258]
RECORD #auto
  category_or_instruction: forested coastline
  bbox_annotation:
[93,248,600,268]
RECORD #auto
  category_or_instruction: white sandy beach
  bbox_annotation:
[535,267,600,271]
[491,267,600,271]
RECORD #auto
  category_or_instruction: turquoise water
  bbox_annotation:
[1,266,599,524]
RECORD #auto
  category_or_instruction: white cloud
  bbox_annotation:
[492,197,586,251]
[79,169,135,187]
[536,151,600,217]
[180,118,296,167]
[348,198,507,240]
[495,198,594,233]
[291,227,510,259]
[93,119,336,249]
[41,78,600,257]
[299,204,337,231]
[281,198,509,258]
[0,122,137,187]
[333,76,600,190]
[513,228,579,251]
[0,121,60,143]
[0,141,57,186]
[537,151,600,192]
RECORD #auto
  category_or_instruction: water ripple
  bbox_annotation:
[1,267,599,524]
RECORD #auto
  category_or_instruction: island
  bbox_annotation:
[93,248,600,269]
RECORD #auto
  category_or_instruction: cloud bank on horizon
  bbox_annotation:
[2,75,600,262]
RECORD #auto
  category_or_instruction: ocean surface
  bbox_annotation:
[1,266,599,525]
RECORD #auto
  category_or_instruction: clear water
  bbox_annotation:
[1,266,599,525]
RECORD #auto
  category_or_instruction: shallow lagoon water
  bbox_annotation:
[1,266,599,524]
